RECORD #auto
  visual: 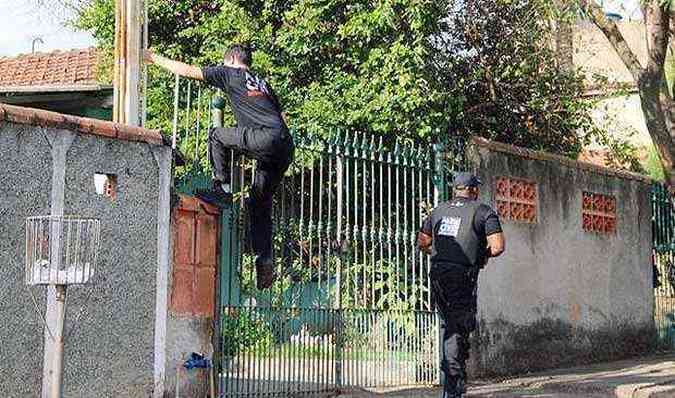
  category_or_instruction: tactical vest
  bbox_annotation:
[431,199,485,267]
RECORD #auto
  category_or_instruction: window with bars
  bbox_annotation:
[495,176,538,223]
[582,192,616,234]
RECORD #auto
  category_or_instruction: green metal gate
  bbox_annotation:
[214,131,463,396]
[653,183,675,348]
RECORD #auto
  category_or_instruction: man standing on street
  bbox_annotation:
[417,172,505,398]
[145,45,294,290]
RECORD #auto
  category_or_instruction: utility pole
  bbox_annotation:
[113,0,146,126]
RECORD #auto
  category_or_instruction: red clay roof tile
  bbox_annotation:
[0,48,101,89]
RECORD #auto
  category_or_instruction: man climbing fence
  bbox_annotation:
[145,45,294,290]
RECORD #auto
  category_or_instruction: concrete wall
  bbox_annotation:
[467,139,655,377]
[0,122,52,397]
[165,317,213,397]
[0,120,172,397]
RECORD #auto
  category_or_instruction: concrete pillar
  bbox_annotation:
[151,146,173,398]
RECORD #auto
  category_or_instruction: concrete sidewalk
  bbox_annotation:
[339,354,675,397]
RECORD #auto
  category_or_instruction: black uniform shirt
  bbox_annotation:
[420,197,502,265]
[202,65,285,130]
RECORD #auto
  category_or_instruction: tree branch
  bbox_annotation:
[580,0,644,81]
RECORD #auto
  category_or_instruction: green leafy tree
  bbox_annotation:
[76,0,602,159]
[435,0,601,158]
[77,0,455,141]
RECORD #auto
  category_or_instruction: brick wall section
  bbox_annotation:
[166,195,219,396]
[0,103,166,146]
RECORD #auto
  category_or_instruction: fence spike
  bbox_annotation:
[345,131,353,157]
[353,132,361,159]
[327,129,337,153]
[403,142,411,167]
[415,143,425,165]
[335,128,343,155]
[361,132,369,160]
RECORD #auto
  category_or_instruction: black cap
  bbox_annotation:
[453,172,482,188]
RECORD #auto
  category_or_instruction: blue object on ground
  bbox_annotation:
[183,352,212,369]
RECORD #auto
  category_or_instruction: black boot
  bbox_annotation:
[440,375,465,398]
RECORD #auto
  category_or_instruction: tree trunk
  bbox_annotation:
[581,0,675,194]
[638,69,675,190]
[644,1,675,193]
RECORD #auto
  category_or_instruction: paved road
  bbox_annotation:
[338,353,675,398]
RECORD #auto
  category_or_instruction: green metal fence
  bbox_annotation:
[215,129,463,396]
[168,78,463,396]
[653,183,675,348]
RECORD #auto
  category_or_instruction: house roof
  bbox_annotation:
[0,48,110,93]
[0,103,166,147]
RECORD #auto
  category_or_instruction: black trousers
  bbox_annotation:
[430,263,479,398]
[208,126,294,264]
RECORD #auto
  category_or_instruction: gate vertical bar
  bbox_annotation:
[335,129,344,391]
[432,139,449,385]
[184,80,192,150]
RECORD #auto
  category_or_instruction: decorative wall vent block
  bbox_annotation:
[582,192,616,234]
[495,177,537,223]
